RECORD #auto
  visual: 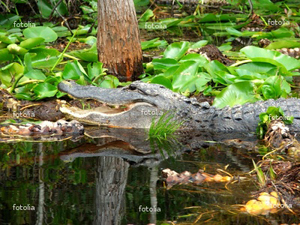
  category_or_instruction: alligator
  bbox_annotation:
[58,80,300,133]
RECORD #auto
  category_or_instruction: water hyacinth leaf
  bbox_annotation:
[180,72,211,93]
[37,0,67,18]
[164,65,180,78]
[63,61,82,80]
[37,0,52,18]
[20,37,45,49]
[0,49,13,61]
[0,35,13,44]
[190,40,208,49]
[180,53,209,66]
[163,42,189,61]
[0,14,21,28]
[23,26,58,43]
[265,40,300,50]
[238,62,276,74]
[0,62,24,88]
[260,76,290,99]
[172,61,199,91]
[139,9,154,22]
[152,58,178,71]
[30,48,60,68]
[69,44,98,62]
[141,38,167,50]
[241,46,300,71]
[213,81,260,108]
[206,60,229,75]
[213,70,236,85]
[87,62,106,80]
[98,75,119,88]
[150,75,172,90]
[14,93,33,100]
[235,69,268,80]
[7,44,28,55]
[33,83,57,99]
[24,69,46,80]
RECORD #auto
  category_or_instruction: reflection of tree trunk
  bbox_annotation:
[36,143,44,225]
[97,0,144,81]
[149,165,159,224]
[94,156,129,225]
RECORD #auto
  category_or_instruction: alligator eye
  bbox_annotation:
[129,84,137,90]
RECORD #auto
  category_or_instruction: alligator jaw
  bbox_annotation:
[58,80,186,128]
[60,102,161,128]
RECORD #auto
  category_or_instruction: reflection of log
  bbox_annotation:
[149,165,159,224]
[36,143,44,225]
[94,156,129,225]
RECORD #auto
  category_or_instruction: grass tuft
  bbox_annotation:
[147,111,184,141]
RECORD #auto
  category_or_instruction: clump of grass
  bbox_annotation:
[147,111,184,140]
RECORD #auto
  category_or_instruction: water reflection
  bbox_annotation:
[0,128,299,224]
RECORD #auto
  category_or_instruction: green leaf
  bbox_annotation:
[23,26,58,43]
[7,44,28,55]
[20,37,45,49]
[190,40,208,49]
[0,14,21,28]
[0,63,24,88]
[30,48,60,68]
[213,82,260,108]
[0,35,13,44]
[37,0,67,18]
[141,38,168,50]
[62,61,82,80]
[33,83,57,99]
[180,53,209,66]
[241,46,300,72]
[139,9,154,22]
[69,44,98,62]
[149,75,172,90]
[0,49,14,61]
[172,61,199,91]
[265,40,300,50]
[163,42,189,61]
[152,58,178,71]
[238,62,276,74]
[259,76,291,99]
[24,70,46,80]
[87,62,106,80]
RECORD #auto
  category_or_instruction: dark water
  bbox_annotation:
[0,128,299,225]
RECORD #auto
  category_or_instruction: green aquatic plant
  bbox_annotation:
[147,112,183,140]
[256,106,294,139]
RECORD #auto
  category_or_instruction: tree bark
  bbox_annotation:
[97,0,144,81]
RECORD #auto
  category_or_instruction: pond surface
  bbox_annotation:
[0,128,299,225]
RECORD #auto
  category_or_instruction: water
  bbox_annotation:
[0,128,299,225]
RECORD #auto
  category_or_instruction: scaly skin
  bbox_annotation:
[58,81,300,132]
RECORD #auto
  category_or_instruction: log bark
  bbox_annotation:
[97,0,144,81]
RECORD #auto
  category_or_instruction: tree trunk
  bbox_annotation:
[97,0,144,81]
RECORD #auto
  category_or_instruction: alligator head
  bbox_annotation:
[58,80,201,128]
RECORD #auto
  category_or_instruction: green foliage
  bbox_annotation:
[252,160,266,187]
[256,106,294,139]
[148,112,183,141]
